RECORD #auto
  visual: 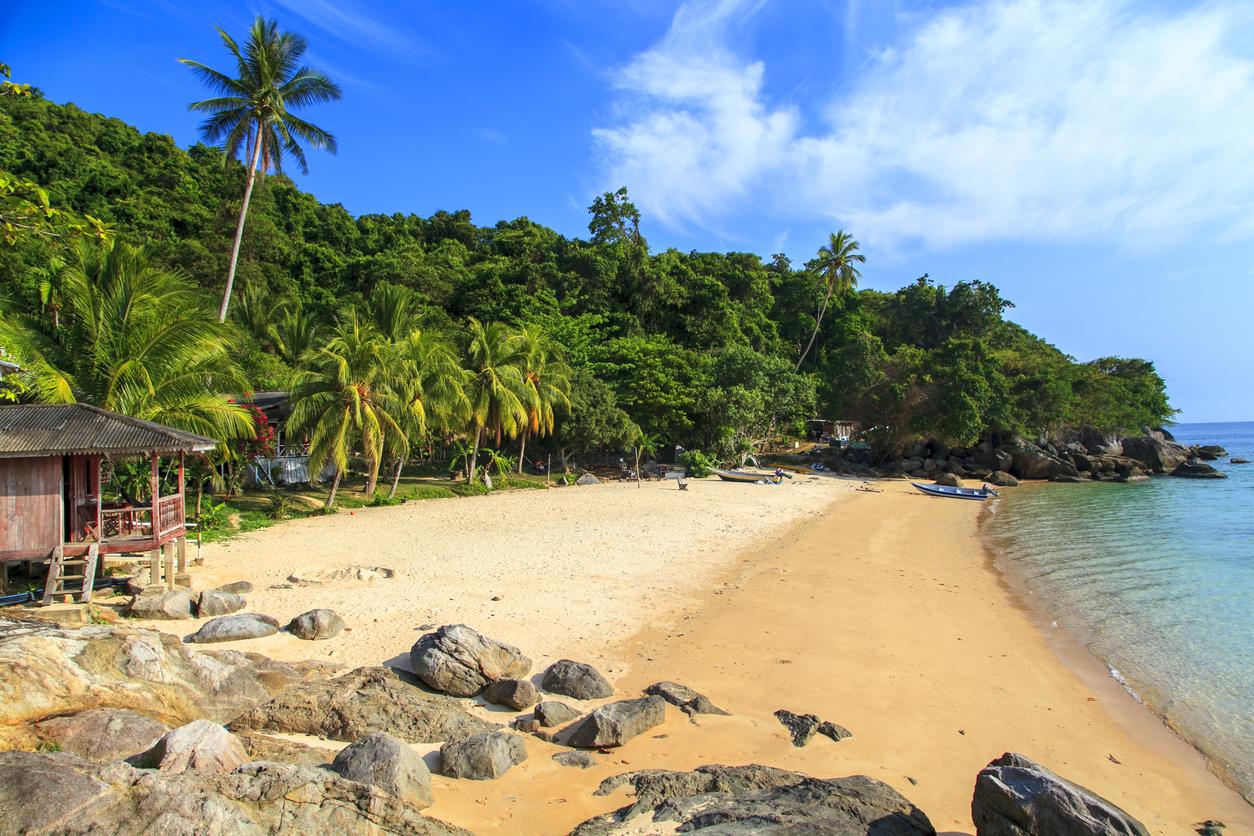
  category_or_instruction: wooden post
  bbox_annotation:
[147,548,162,591]
[162,541,175,592]
[94,457,103,545]
[149,452,159,540]
[174,537,190,588]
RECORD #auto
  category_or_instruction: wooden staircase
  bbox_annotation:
[41,543,100,605]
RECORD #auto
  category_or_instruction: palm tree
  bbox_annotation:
[368,282,423,343]
[180,16,342,323]
[632,429,659,489]
[386,329,468,498]
[269,302,322,368]
[796,230,865,370]
[287,310,402,508]
[462,319,527,485]
[233,281,290,348]
[515,323,571,473]
[0,239,251,440]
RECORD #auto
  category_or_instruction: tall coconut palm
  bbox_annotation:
[386,329,469,498]
[269,302,322,368]
[462,319,527,485]
[0,240,251,440]
[515,323,571,473]
[287,310,402,508]
[796,230,864,370]
[368,282,423,343]
[181,16,341,323]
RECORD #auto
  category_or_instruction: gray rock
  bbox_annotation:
[1192,445,1227,461]
[286,608,346,641]
[644,681,729,717]
[134,719,249,774]
[330,731,432,809]
[541,659,613,700]
[410,624,532,697]
[1171,461,1227,479]
[126,589,195,620]
[575,473,601,485]
[1231,458,1250,464]
[1121,435,1189,473]
[553,751,596,769]
[572,763,935,835]
[774,709,821,747]
[0,751,468,835]
[33,708,170,763]
[229,666,495,743]
[184,613,280,644]
[567,696,665,749]
[933,472,962,488]
[440,731,527,780]
[235,731,331,766]
[196,589,246,618]
[534,700,581,727]
[482,678,540,710]
[1080,426,1124,457]
[818,720,853,742]
[214,580,254,595]
[972,752,1149,836]
[1011,444,1077,480]
[985,470,1019,487]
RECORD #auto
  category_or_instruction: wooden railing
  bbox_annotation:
[101,506,151,539]
[156,494,184,537]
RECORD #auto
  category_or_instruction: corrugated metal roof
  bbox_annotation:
[0,404,217,458]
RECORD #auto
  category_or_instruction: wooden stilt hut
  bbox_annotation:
[0,404,215,602]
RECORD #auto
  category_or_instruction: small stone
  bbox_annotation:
[644,681,729,717]
[286,609,346,641]
[214,581,254,595]
[482,678,540,710]
[774,710,821,747]
[440,732,527,780]
[553,751,596,769]
[817,720,852,742]
[534,701,581,728]
[196,589,246,618]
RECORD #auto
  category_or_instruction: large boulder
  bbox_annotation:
[133,719,249,774]
[196,590,246,618]
[184,613,280,644]
[286,608,346,641]
[482,678,540,710]
[126,589,194,620]
[972,752,1148,836]
[229,666,495,743]
[567,696,665,748]
[330,732,432,809]
[572,764,935,835]
[541,659,614,700]
[409,624,531,697]
[1191,445,1227,461]
[1079,426,1123,456]
[33,708,170,763]
[440,731,527,780]
[644,681,729,717]
[985,471,1020,487]
[1170,461,1227,479]
[1121,435,1189,473]
[1010,444,1077,481]
[933,473,962,488]
[534,700,582,727]
[0,751,468,835]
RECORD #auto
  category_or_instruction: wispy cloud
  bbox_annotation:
[593,0,1254,253]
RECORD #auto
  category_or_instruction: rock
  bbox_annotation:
[510,716,541,733]
[554,750,597,769]
[1192,445,1227,461]
[644,681,730,717]
[1011,444,1077,480]
[235,731,331,766]
[1231,458,1250,464]
[1079,426,1124,456]
[1051,474,1084,483]
[184,613,280,644]
[330,731,433,809]
[1121,435,1189,473]
[541,659,614,700]
[571,764,935,835]
[126,589,194,620]
[0,751,469,835]
[986,470,1019,487]
[567,696,665,748]
[196,589,246,618]
[1171,461,1227,479]
[818,720,853,742]
[981,448,1014,472]
[972,752,1149,836]
[933,472,962,488]
[287,565,398,586]
[482,678,540,710]
[575,473,601,485]
[229,666,495,743]
[440,731,527,780]
[774,709,821,747]
[134,719,249,774]
[286,608,346,641]
[33,708,170,763]
[410,624,531,697]
[214,580,254,595]
[534,700,581,727]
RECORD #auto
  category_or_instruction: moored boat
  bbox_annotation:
[713,468,788,484]
[911,482,998,501]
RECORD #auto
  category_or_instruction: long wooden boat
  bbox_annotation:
[911,482,997,501]
[713,468,787,484]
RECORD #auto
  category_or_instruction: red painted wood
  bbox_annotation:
[0,457,61,558]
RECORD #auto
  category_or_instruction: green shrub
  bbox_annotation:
[679,450,715,478]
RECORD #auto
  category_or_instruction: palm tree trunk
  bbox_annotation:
[365,455,381,497]
[517,429,528,474]
[388,458,403,499]
[467,426,482,484]
[795,283,836,370]
[635,448,642,488]
[325,469,342,510]
[219,133,264,323]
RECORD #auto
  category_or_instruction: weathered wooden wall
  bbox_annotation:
[0,456,61,559]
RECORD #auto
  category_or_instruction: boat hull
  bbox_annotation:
[713,469,782,484]
[911,482,996,501]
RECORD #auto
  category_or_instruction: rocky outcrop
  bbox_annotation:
[1191,445,1227,461]
[1121,435,1188,474]
[985,471,1019,487]
[571,764,935,835]
[774,709,852,747]
[196,590,246,618]
[229,666,495,744]
[541,659,614,700]
[236,731,331,766]
[534,700,581,727]
[933,472,962,488]
[409,624,531,697]
[126,589,195,620]
[1231,458,1250,464]
[133,719,249,774]
[214,581,254,595]
[1171,461,1227,479]
[482,678,540,710]
[0,751,468,835]
[286,608,346,641]
[1010,443,1078,481]
[33,708,170,763]
[330,731,433,809]
[440,731,527,780]
[972,752,1148,836]
[644,681,729,717]
[567,696,665,748]
[185,613,280,644]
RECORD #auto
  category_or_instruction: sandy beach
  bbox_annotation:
[128,477,1253,834]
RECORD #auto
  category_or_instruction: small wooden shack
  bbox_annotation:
[0,403,215,601]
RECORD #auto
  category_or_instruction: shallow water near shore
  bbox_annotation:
[984,422,1254,803]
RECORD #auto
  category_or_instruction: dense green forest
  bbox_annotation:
[0,86,1173,471]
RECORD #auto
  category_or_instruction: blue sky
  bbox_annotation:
[3,0,1252,421]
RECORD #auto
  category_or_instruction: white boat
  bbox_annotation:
[712,468,789,484]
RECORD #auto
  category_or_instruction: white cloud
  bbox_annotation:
[593,0,1254,252]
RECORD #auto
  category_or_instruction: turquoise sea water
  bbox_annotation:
[983,422,1254,802]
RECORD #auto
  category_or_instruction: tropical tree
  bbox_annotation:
[386,329,468,498]
[515,323,571,473]
[796,230,864,369]
[631,430,659,489]
[0,239,251,440]
[462,318,527,485]
[180,16,342,323]
[269,302,322,368]
[286,310,402,508]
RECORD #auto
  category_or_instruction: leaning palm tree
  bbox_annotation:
[515,323,571,473]
[287,310,403,508]
[0,239,251,440]
[180,16,342,323]
[386,329,469,498]
[796,230,865,369]
[462,319,528,485]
